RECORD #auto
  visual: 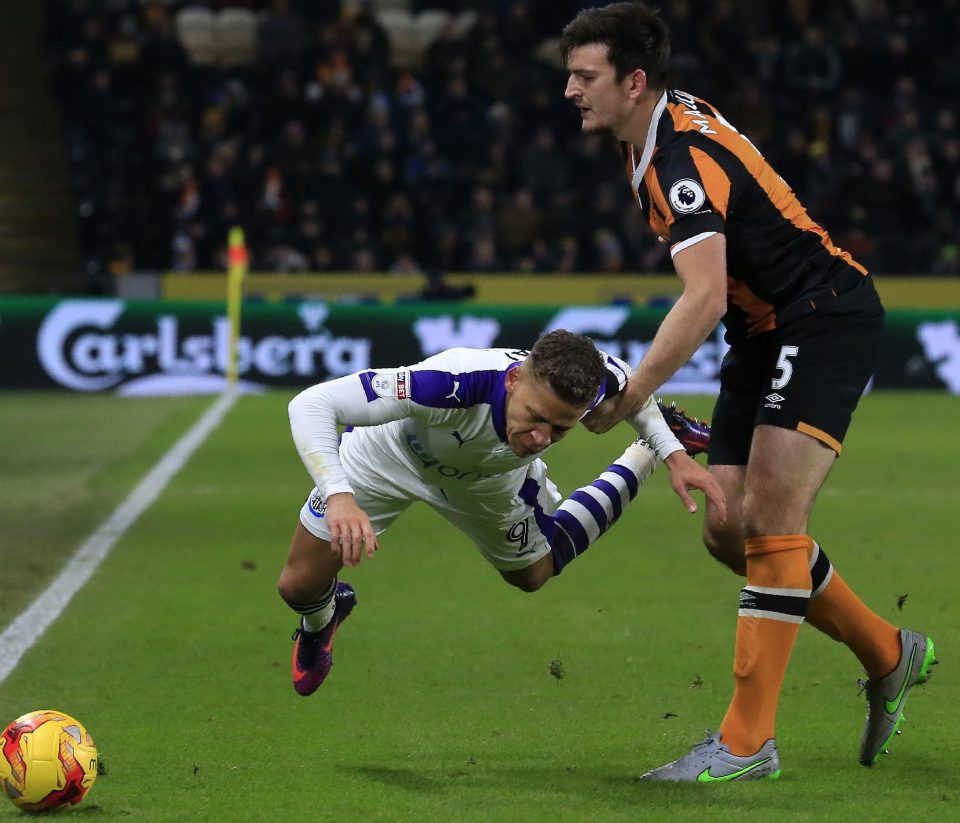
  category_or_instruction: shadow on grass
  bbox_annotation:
[342,760,799,815]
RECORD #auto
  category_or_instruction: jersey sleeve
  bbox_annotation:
[289,350,506,497]
[649,142,728,253]
[587,352,630,410]
[288,372,415,499]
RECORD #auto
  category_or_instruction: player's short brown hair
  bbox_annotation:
[560,1,670,86]
[527,330,606,407]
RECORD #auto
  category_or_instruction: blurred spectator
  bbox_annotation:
[781,25,842,97]
[256,0,307,68]
[496,188,540,266]
[466,232,503,272]
[42,0,960,279]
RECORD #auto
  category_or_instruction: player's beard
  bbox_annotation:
[583,122,614,136]
[579,110,614,136]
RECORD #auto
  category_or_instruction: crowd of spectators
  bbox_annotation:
[44,0,960,279]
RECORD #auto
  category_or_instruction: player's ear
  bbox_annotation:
[628,68,648,98]
[505,365,522,392]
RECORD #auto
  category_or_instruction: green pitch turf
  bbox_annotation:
[0,391,956,822]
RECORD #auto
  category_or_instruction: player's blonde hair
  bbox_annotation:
[528,330,606,407]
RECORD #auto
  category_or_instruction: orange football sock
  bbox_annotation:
[804,541,900,679]
[719,534,812,756]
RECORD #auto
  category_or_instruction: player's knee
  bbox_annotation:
[500,560,552,593]
[703,522,746,575]
[740,492,784,538]
[508,577,547,593]
[277,568,311,606]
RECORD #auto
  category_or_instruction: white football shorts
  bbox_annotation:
[298,429,562,570]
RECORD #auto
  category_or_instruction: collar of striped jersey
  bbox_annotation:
[630,91,668,191]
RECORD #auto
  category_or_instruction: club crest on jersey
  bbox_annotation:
[308,489,327,518]
[669,179,706,214]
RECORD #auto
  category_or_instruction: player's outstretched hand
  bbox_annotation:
[663,451,727,522]
[326,492,379,566]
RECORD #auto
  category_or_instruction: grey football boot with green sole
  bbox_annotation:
[641,732,781,782]
[859,628,937,766]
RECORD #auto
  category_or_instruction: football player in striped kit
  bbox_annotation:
[278,329,724,696]
[561,1,935,781]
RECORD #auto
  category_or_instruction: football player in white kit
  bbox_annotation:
[279,329,724,695]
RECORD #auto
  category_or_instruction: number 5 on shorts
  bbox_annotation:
[772,345,799,390]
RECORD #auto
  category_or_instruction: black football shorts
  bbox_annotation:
[708,309,884,465]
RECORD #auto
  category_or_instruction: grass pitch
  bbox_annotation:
[0,391,956,822]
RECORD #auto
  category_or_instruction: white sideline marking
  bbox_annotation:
[0,391,239,685]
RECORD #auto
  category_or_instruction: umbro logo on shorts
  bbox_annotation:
[764,392,785,408]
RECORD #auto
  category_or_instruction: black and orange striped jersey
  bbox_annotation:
[624,89,876,344]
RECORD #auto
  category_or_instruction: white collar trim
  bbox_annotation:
[631,91,668,191]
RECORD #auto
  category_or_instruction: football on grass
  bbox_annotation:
[0,710,98,811]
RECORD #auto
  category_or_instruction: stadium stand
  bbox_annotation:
[35,0,960,286]
[0,0,83,292]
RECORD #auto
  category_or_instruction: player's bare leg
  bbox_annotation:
[500,554,554,592]
[700,434,928,766]
[711,426,833,756]
[278,523,356,696]
[648,427,826,779]
[704,458,902,675]
[703,465,747,574]
[278,522,344,606]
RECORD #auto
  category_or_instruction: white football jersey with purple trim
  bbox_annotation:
[356,347,553,485]
[288,346,680,500]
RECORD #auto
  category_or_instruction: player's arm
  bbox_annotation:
[661,450,726,520]
[626,392,681,460]
[595,357,726,519]
[288,371,417,565]
[288,371,421,495]
[629,394,724,518]
[583,234,728,432]
[591,353,683,460]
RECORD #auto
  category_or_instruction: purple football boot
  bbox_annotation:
[291,582,357,696]
[658,399,710,456]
